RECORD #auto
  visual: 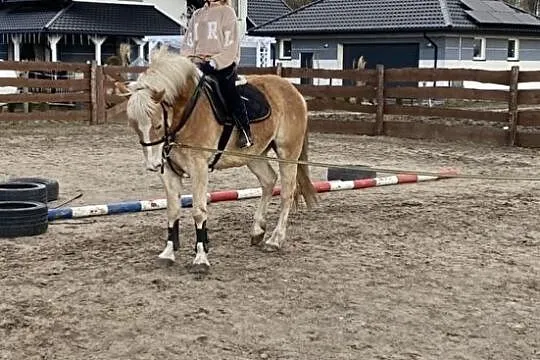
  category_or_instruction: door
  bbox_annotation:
[300,52,313,85]
[343,43,419,86]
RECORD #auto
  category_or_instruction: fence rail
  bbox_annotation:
[0,60,539,147]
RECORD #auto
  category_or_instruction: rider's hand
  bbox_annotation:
[199,60,215,74]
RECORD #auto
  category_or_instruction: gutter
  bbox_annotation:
[44,3,73,30]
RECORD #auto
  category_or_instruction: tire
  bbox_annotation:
[8,177,59,201]
[326,165,377,181]
[0,201,48,238]
[0,182,47,203]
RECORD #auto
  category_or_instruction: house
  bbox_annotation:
[0,0,182,64]
[0,0,291,67]
[248,0,540,88]
[146,0,291,67]
[244,0,291,65]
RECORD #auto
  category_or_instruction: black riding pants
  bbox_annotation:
[203,62,248,126]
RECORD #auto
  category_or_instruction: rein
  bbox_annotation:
[139,73,207,174]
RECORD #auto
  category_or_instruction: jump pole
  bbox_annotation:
[47,173,448,221]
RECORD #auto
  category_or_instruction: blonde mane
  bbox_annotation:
[127,47,198,121]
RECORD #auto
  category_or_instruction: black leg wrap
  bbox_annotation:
[168,219,180,251]
[194,220,209,253]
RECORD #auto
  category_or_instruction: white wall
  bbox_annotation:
[420,35,540,89]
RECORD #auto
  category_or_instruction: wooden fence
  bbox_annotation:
[0,61,90,122]
[275,65,540,148]
[1,60,539,147]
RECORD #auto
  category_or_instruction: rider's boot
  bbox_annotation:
[233,103,254,149]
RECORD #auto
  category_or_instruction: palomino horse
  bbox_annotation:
[115,47,318,272]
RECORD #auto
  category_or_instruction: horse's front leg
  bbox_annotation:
[157,165,183,266]
[189,159,211,273]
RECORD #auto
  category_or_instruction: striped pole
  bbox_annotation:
[48,174,446,221]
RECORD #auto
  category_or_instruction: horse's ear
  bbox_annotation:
[114,81,132,97]
[151,88,166,103]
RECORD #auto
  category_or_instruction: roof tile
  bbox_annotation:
[247,0,291,27]
[49,2,182,36]
[0,0,182,36]
[249,0,540,35]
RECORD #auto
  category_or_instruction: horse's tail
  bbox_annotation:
[294,129,319,210]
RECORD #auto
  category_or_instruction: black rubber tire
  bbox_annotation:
[0,182,47,203]
[8,177,59,201]
[326,165,377,181]
[0,201,48,238]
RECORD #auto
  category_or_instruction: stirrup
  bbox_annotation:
[238,129,253,148]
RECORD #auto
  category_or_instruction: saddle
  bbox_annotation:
[202,74,271,126]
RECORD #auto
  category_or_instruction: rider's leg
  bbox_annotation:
[216,63,254,149]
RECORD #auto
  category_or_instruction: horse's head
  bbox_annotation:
[116,47,200,171]
[115,81,170,171]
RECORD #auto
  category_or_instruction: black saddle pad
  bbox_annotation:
[203,76,271,126]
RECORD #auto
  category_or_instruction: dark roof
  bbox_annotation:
[48,1,182,35]
[0,2,62,31]
[248,0,540,35]
[247,0,291,27]
[0,0,182,36]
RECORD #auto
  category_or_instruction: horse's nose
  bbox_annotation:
[146,162,161,172]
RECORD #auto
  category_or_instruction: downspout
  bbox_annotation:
[423,32,438,91]
[423,32,438,70]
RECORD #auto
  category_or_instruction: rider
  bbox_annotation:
[180,0,254,149]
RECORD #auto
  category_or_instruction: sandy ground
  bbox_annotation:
[0,121,539,360]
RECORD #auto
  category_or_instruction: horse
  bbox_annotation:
[115,47,318,272]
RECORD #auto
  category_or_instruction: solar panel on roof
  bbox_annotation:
[465,10,501,23]
[484,1,514,12]
[460,0,486,11]
[514,12,540,25]
[493,11,520,23]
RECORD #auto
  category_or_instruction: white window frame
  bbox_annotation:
[279,39,292,59]
[473,37,486,61]
[507,38,519,61]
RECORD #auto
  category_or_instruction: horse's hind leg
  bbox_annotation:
[265,161,297,250]
[247,159,277,245]
[157,167,183,266]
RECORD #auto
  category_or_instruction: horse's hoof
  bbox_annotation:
[156,257,175,267]
[263,240,281,252]
[250,233,265,246]
[190,263,210,274]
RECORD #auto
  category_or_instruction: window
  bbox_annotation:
[279,39,292,59]
[508,38,519,61]
[473,37,486,60]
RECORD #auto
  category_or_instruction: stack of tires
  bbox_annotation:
[0,177,59,238]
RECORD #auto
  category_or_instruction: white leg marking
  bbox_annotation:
[158,241,175,262]
[193,242,210,266]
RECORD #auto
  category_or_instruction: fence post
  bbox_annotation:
[276,62,282,77]
[90,61,98,125]
[375,64,385,135]
[96,65,106,124]
[507,65,519,146]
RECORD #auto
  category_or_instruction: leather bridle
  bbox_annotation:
[138,72,207,175]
